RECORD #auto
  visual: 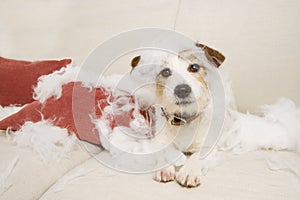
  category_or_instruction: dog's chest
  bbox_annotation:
[157,117,209,153]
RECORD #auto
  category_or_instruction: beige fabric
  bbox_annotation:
[0,132,91,200]
[40,151,300,200]
[1,129,300,200]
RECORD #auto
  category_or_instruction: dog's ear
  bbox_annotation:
[131,55,141,68]
[196,42,225,67]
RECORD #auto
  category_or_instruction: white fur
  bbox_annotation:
[130,50,209,114]
[127,49,218,186]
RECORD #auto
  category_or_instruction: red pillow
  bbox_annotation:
[0,57,72,106]
[0,82,144,145]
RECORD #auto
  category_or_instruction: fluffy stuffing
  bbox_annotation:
[7,120,78,162]
[219,98,300,154]
[33,64,79,103]
[0,106,24,120]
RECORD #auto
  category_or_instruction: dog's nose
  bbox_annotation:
[174,84,191,99]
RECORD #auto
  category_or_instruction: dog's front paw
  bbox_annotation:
[152,165,175,182]
[176,166,201,187]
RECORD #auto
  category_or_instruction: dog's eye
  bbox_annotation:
[188,63,200,73]
[160,68,172,78]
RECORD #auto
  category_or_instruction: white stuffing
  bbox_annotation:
[92,118,112,151]
[0,105,24,120]
[33,63,80,103]
[92,84,157,155]
[10,120,78,162]
[92,91,187,171]
[33,62,125,104]
[86,74,124,91]
[219,98,300,154]
[262,98,300,153]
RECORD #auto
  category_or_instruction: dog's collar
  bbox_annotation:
[160,107,201,126]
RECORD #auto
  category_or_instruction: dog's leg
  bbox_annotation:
[175,153,202,187]
[152,165,176,182]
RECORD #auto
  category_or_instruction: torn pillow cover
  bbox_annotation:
[0,82,153,145]
[0,57,72,106]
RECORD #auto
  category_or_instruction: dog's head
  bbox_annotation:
[130,42,225,125]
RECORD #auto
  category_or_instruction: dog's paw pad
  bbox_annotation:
[152,166,175,183]
[176,168,201,187]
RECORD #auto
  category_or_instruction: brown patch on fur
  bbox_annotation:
[185,54,197,61]
[162,60,169,67]
[194,73,208,89]
[196,43,225,67]
[155,77,164,101]
[131,55,141,68]
[178,51,203,66]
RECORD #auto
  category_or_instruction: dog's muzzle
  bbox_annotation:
[160,107,200,126]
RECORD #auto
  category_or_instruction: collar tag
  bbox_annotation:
[161,107,200,126]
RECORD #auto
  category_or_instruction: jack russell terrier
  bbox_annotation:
[128,42,225,187]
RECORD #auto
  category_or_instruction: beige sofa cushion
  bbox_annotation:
[0,132,91,200]
[40,151,300,200]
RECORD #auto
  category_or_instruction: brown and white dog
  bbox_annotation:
[128,42,225,187]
